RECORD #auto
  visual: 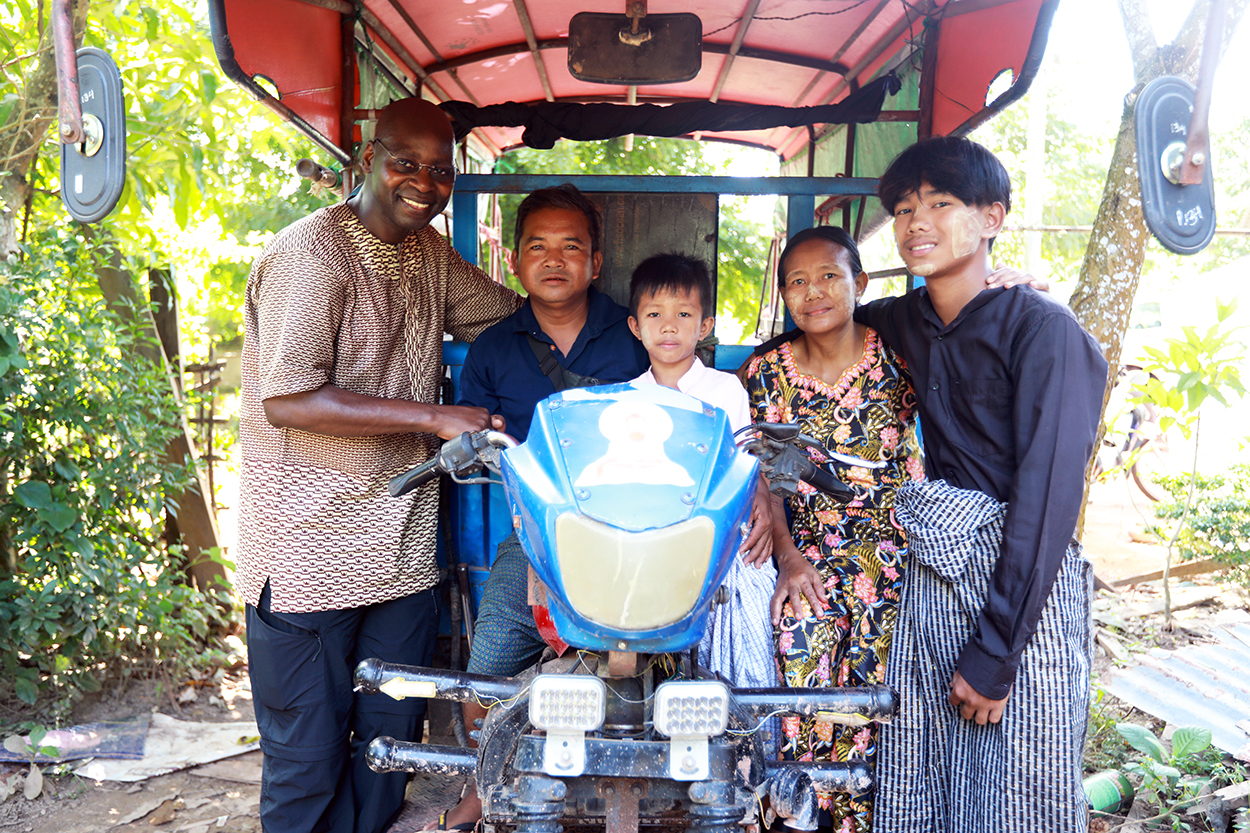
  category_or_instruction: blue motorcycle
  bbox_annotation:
[355,384,895,833]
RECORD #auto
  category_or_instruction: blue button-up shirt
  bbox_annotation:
[457,286,651,441]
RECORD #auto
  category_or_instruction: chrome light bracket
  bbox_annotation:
[543,729,590,776]
[527,674,607,777]
[668,735,711,781]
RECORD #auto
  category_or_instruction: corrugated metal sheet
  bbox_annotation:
[1099,623,1250,758]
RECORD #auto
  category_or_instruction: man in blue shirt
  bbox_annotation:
[437,184,770,832]
[456,184,649,442]
[435,184,649,831]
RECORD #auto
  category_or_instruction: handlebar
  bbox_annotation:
[389,430,518,498]
[736,423,884,501]
[398,424,875,503]
[388,456,443,497]
[793,456,854,499]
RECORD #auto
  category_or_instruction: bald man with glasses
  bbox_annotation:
[236,97,520,833]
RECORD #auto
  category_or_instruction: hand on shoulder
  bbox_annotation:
[985,265,1049,293]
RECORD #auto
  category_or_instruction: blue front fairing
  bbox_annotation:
[501,384,758,653]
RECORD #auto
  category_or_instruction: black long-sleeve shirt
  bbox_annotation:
[855,285,1108,699]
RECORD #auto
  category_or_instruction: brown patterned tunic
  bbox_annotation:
[237,203,520,612]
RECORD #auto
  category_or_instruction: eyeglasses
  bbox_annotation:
[372,139,458,183]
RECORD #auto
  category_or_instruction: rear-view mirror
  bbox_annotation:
[567,12,702,85]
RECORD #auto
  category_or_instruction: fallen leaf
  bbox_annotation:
[178,686,198,704]
[116,795,171,825]
[147,796,184,825]
[23,764,41,800]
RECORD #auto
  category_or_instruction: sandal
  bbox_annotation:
[430,811,478,832]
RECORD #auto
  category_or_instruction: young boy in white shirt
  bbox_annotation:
[626,253,776,692]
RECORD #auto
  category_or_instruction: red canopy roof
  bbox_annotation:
[210,0,1058,164]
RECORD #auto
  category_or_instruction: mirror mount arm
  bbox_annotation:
[53,0,84,145]
[626,0,647,35]
[1179,0,1225,185]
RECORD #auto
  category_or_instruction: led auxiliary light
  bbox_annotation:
[653,680,731,781]
[654,680,730,737]
[528,674,606,777]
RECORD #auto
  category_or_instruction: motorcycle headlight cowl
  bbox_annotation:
[555,512,714,631]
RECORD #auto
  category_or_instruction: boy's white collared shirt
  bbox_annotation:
[632,356,751,433]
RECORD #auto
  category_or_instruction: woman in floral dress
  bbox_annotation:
[744,226,922,833]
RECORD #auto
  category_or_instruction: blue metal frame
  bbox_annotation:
[450,174,877,265]
[441,173,879,621]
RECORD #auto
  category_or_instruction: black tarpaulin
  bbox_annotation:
[440,74,901,149]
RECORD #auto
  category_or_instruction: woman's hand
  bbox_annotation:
[985,265,1050,292]
[740,475,775,567]
[770,542,827,626]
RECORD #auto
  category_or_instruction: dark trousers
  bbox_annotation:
[246,582,439,833]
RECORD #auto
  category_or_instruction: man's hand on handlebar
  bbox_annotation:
[740,475,774,567]
[433,406,506,440]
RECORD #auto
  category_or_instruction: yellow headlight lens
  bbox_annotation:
[554,513,714,630]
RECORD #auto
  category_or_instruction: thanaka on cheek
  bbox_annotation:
[952,208,982,259]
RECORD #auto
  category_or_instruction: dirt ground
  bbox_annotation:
[0,671,263,833]
[1,472,1242,833]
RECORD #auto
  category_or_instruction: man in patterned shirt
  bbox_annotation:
[236,97,520,833]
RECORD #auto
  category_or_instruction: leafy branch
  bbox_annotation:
[1128,299,1247,624]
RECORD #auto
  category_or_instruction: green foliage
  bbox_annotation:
[1132,299,1247,439]
[1115,723,1238,830]
[0,231,233,720]
[1128,299,1246,620]
[1085,687,1134,772]
[1152,463,1250,584]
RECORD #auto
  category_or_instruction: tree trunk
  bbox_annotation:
[1068,0,1248,535]
[88,232,227,594]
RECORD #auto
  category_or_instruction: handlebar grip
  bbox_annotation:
[389,457,440,497]
[797,459,855,500]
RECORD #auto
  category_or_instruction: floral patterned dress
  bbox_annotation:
[745,329,922,833]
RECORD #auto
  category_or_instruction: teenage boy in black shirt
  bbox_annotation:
[854,136,1108,833]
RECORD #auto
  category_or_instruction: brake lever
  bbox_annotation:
[472,430,517,474]
[737,423,885,469]
[734,423,883,499]
[390,430,518,496]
